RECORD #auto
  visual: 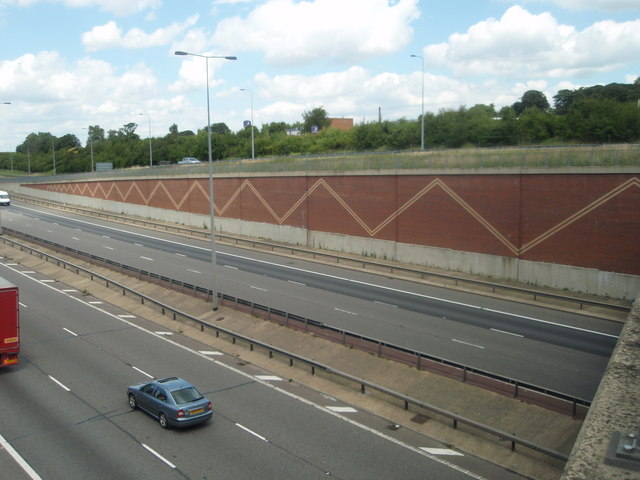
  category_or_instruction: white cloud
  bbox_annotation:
[247,66,532,127]
[0,51,165,140]
[212,0,420,66]
[3,0,162,16]
[424,5,640,79]
[82,15,199,51]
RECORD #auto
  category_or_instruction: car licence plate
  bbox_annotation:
[190,408,205,415]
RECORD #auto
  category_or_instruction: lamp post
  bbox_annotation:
[139,113,153,167]
[410,54,425,150]
[52,137,56,175]
[240,88,254,159]
[1,104,10,173]
[175,50,237,310]
[83,127,94,172]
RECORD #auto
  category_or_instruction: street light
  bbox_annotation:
[240,88,255,159]
[1,104,10,172]
[174,50,237,310]
[139,113,153,167]
[52,137,56,175]
[83,127,94,172]
[410,54,425,150]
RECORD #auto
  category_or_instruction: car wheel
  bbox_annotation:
[159,412,170,429]
[128,394,137,410]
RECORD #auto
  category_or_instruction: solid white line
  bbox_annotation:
[0,433,43,480]
[41,279,55,283]
[154,331,173,336]
[118,314,136,318]
[451,339,485,349]
[132,366,154,378]
[490,328,524,338]
[236,423,267,442]
[63,327,78,336]
[48,375,71,392]
[62,289,78,292]
[198,350,223,356]
[142,444,176,469]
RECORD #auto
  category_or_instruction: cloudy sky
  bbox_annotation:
[0,0,639,150]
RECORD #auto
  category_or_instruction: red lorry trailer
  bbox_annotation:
[0,276,19,367]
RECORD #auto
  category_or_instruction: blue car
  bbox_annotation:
[127,377,213,429]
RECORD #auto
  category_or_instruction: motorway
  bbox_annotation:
[0,256,526,480]
[1,201,623,399]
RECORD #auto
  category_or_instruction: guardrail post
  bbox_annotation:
[453,419,458,429]
[360,383,365,394]
[511,439,516,452]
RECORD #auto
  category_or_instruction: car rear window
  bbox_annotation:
[171,387,204,404]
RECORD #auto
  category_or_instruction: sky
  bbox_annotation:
[0,0,639,151]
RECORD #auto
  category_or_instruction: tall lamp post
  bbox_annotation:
[0,102,10,235]
[139,113,153,167]
[83,127,94,172]
[52,137,56,175]
[1,103,10,175]
[175,50,237,310]
[410,54,425,150]
[240,88,254,159]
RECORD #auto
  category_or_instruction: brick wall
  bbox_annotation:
[27,173,640,276]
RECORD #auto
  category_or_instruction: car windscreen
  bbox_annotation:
[170,387,204,404]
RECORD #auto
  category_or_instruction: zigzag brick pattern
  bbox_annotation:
[26,173,640,275]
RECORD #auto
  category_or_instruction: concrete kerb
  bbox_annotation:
[0,239,579,480]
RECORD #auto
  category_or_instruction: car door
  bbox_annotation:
[138,383,157,412]
[148,385,171,417]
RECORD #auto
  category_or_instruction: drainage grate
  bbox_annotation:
[410,414,430,425]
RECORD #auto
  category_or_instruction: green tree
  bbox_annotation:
[302,107,331,133]
[512,90,550,115]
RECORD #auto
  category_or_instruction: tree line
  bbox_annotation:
[1,78,639,174]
